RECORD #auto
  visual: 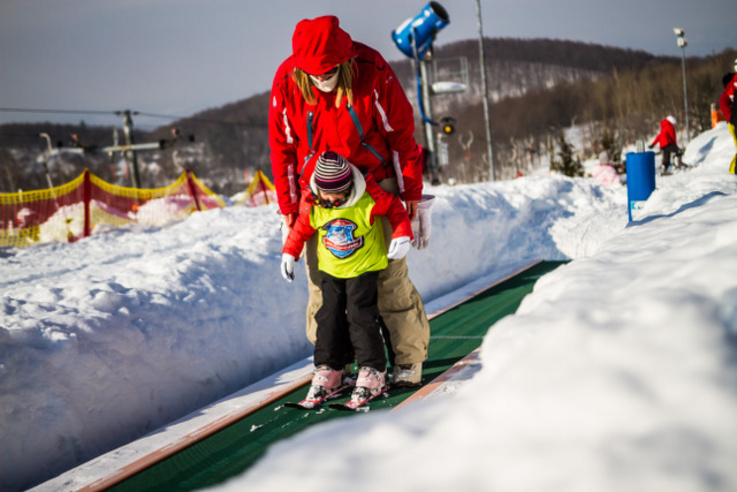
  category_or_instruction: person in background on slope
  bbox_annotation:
[591,150,623,186]
[649,116,682,174]
[719,58,737,174]
[280,151,413,404]
[269,15,431,387]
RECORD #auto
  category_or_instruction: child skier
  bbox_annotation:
[280,151,413,407]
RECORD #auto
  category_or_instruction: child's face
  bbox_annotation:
[318,190,348,208]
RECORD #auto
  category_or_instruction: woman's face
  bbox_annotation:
[309,66,340,92]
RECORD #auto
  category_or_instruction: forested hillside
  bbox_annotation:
[416,39,734,181]
[1,38,734,194]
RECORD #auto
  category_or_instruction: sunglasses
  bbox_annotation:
[313,185,351,208]
[308,66,339,79]
[317,197,345,209]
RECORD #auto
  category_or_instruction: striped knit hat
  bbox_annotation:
[314,151,352,193]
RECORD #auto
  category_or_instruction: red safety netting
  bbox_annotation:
[236,170,277,207]
[0,170,225,248]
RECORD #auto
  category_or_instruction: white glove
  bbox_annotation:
[281,254,295,282]
[387,236,411,260]
[411,195,435,250]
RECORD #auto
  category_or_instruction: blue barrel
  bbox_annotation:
[391,2,450,59]
[626,151,656,221]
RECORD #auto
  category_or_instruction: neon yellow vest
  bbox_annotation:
[310,192,387,279]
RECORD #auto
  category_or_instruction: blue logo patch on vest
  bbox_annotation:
[322,218,364,258]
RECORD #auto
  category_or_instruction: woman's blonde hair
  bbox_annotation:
[292,59,356,107]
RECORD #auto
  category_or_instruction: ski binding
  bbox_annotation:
[328,384,391,411]
[285,379,354,410]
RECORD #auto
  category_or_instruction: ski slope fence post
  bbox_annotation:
[185,170,202,212]
[259,175,270,205]
[83,169,92,239]
[234,170,277,208]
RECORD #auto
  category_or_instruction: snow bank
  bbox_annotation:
[3,124,735,491]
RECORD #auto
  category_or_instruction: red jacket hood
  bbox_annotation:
[292,15,357,75]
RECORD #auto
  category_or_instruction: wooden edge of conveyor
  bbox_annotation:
[391,348,480,411]
[77,372,312,492]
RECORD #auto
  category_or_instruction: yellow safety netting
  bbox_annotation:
[0,169,224,248]
[236,170,277,207]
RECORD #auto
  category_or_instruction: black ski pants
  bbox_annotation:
[314,270,387,372]
[661,143,682,169]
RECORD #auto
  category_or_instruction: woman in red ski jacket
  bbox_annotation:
[269,18,423,221]
[269,15,429,387]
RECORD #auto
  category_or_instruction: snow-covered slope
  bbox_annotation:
[3,124,736,491]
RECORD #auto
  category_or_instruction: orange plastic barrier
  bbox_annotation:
[712,102,726,128]
[0,170,225,248]
[712,109,726,128]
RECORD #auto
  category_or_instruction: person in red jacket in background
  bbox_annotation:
[719,58,737,174]
[649,116,682,174]
[269,15,430,386]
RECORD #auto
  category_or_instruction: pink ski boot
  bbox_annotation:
[305,365,343,401]
[350,366,387,404]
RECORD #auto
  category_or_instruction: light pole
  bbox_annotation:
[674,28,689,142]
[119,110,142,188]
[38,132,56,190]
[476,0,495,181]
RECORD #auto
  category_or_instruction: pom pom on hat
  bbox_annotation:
[314,151,352,193]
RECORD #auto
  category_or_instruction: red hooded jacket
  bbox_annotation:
[269,16,423,216]
[651,118,677,149]
[719,73,737,124]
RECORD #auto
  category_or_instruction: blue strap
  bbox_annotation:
[299,153,313,177]
[346,104,364,140]
[362,142,386,165]
[346,104,386,166]
[299,112,315,177]
[307,111,315,152]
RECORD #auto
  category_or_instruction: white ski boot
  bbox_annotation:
[393,362,422,387]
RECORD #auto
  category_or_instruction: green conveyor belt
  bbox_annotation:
[109,261,564,491]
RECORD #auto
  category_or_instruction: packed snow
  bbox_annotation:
[2,124,736,491]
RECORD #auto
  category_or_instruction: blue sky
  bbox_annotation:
[1,0,735,128]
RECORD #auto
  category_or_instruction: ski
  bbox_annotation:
[284,378,355,410]
[328,384,391,411]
